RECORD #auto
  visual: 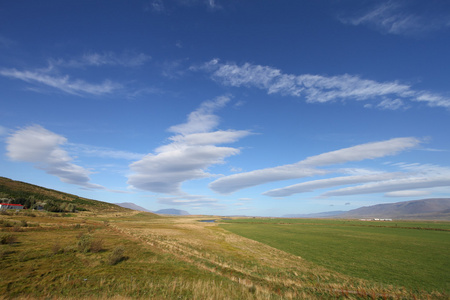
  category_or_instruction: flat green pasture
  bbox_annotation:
[224,218,450,230]
[221,219,450,293]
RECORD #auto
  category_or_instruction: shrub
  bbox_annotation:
[90,238,104,253]
[108,246,125,265]
[77,233,93,253]
[76,233,103,253]
[0,233,17,244]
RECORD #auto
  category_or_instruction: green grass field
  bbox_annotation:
[221,218,450,294]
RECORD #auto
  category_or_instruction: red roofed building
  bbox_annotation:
[0,203,24,210]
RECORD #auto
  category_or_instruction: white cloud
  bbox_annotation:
[0,51,148,96]
[377,98,405,110]
[321,176,450,197]
[210,137,421,195]
[209,166,327,195]
[168,130,251,146]
[128,145,240,194]
[197,59,450,109]
[6,125,103,189]
[300,137,421,167]
[340,1,450,36]
[168,95,230,135]
[149,0,165,13]
[157,194,222,207]
[0,68,121,96]
[385,190,431,197]
[67,143,145,160]
[263,172,405,197]
[128,96,252,194]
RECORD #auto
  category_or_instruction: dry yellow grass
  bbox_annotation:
[1,211,446,299]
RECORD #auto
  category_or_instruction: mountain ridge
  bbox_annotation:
[154,208,190,215]
[283,198,450,220]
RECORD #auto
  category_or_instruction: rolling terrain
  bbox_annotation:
[1,177,448,299]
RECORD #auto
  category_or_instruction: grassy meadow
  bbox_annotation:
[1,208,449,299]
[221,218,450,294]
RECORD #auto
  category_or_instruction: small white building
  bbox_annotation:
[0,203,24,210]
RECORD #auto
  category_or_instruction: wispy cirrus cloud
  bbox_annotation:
[6,125,104,189]
[0,68,121,96]
[127,95,253,196]
[147,0,222,13]
[51,51,151,68]
[0,51,150,96]
[209,137,422,194]
[339,1,450,36]
[195,59,450,109]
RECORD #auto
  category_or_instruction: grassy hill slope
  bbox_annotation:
[0,176,130,213]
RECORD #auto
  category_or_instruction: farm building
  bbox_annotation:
[0,203,24,210]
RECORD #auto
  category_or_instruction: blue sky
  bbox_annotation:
[1,0,450,216]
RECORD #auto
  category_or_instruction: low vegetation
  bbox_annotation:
[1,210,448,299]
[221,218,450,294]
[0,178,448,299]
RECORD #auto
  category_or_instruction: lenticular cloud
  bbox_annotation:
[127,96,252,195]
[209,137,421,195]
[6,125,102,189]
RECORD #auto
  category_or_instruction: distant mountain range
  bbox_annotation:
[283,198,450,220]
[115,203,190,215]
[154,208,190,215]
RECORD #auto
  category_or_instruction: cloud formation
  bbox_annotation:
[321,176,450,197]
[385,190,431,197]
[210,137,421,194]
[6,125,103,189]
[127,96,252,195]
[340,1,450,36]
[67,143,145,160]
[0,51,149,96]
[0,68,121,96]
[263,172,405,197]
[198,59,450,109]
[157,194,222,208]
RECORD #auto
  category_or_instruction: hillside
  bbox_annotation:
[0,176,130,213]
